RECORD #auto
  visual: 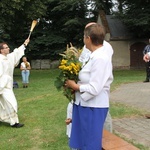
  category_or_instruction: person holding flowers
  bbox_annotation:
[80,42,113,133]
[20,56,31,88]
[65,23,113,150]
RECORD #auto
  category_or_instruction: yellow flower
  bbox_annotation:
[25,62,29,68]
[54,43,82,102]
[59,65,65,70]
[61,59,68,65]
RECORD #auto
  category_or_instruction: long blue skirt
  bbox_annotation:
[69,104,108,150]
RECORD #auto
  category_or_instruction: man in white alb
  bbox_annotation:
[0,38,30,128]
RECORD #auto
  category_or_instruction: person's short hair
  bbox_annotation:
[84,23,105,46]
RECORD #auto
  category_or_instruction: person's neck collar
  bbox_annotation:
[91,44,103,52]
[0,53,7,56]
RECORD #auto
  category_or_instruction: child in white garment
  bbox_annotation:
[65,102,79,150]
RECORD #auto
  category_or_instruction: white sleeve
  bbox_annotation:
[147,52,150,56]
[0,75,12,94]
[79,46,91,64]
[8,45,25,67]
[67,103,73,119]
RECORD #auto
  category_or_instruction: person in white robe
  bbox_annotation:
[65,102,80,150]
[0,38,29,128]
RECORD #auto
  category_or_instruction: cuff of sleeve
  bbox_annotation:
[79,85,94,101]
[23,43,27,47]
[80,92,94,101]
[79,85,84,92]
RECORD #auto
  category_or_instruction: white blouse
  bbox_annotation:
[75,46,113,108]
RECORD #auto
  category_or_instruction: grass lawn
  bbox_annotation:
[0,68,147,150]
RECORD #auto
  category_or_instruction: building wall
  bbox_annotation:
[30,40,147,70]
[110,41,130,69]
[31,59,59,69]
[31,41,131,70]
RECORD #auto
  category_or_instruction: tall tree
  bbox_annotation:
[115,0,150,38]
[0,0,48,44]
[0,0,119,60]
[93,0,113,15]
[27,0,93,59]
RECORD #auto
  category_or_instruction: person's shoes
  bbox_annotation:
[143,80,149,82]
[145,114,150,119]
[11,123,24,128]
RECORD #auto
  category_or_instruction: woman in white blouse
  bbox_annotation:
[65,23,113,150]
[20,56,31,88]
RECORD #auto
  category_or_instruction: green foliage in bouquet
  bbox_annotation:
[54,43,82,101]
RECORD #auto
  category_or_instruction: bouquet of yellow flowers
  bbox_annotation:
[54,44,82,101]
[25,62,29,68]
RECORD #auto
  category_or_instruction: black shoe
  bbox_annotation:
[11,123,24,128]
[143,80,149,82]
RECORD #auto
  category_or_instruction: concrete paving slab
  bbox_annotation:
[110,82,150,149]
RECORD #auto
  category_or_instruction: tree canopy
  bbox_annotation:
[115,0,150,38]
[0,0,149,60]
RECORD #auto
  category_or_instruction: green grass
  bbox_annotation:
[0,68,148,150]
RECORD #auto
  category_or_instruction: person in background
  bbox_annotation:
[65,23,113,150]
[143,39,150,119]
[20,56,31,88]
[0,38,30,128]
[143,39,150,61]
[143,39,150,82]
[144,53,150,62]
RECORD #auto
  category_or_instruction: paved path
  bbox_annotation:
[110,82,150,149]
